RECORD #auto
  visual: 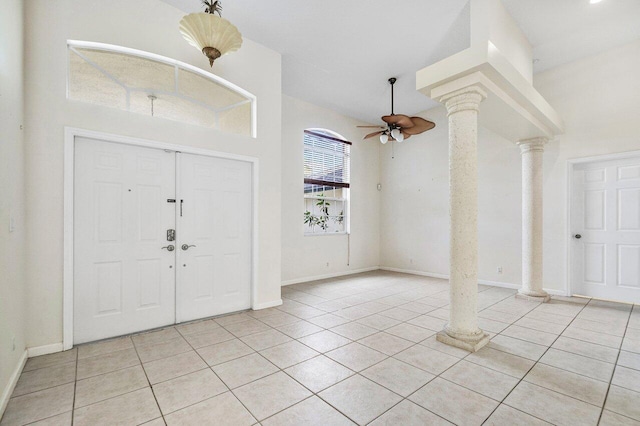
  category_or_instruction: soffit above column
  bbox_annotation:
[415,0,564,142]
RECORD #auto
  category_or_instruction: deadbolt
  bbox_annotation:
[181,244,196,251]
[574,234,582,239]
[161,245,175,251]
[167,229,176,241]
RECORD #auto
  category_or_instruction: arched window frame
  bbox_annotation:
[67,40,257,138]
[303,128,351,236]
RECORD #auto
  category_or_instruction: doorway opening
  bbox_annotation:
[568,151,640,304]
[64,128,258,348]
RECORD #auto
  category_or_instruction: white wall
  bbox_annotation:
[0,0,27,413]
[281,96,380,284]
[535,40,640,294]
[23,0,282,349]
[379,108,522,287]
[380,40,640,294]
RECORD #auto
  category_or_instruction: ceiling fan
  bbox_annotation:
[359,77,435,144]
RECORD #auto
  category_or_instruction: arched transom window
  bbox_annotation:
[67,41,256,137]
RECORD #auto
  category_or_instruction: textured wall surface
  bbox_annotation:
[0,0,27,414]
[281,96,381,284]
[380,40,640,295]
[23,0,282,348]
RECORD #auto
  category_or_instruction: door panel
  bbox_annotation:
[176,153,252,322]
[74,138,253,342]
[572,156,640,303]
[74,138,176,344]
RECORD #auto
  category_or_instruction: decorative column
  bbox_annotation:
[436,86,490,352]
[516,138,550,302]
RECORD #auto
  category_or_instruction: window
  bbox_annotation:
[303,129,350,235]
[67,41,256,137]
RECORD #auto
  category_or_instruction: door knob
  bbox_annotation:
[161,245,175,251]
[574,234,582,239]
[181,244,196,251]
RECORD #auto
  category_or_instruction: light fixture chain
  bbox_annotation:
[148,94,157,117]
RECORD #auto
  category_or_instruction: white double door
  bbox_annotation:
[74,137,252,344]
[571,155,640,303]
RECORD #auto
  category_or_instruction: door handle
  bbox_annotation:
[574,234,582,239]
[181,244,196,251]
[161,245,175,251]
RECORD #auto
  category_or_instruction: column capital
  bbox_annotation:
[517,137,547,154]
[439,86,487,116]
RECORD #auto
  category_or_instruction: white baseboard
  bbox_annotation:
[253,299,283,310]
[281,267,379,286]
[379,266,569,296]
[379,267,448,280]
[27,343,64,358]
[541,288,569,296]
[0,350,27,418]
[477,279,519,290]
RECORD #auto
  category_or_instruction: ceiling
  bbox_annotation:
[161,0,640,124]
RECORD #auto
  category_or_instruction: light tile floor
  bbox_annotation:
[2,271,640,425]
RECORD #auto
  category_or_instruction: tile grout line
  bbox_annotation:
[130,336,167,425]
[399,290,540,425]
[480,298,595,425]
[71,347,78,426]
[14,276,638,425]
[15,349,80,426]
[292,284,531,421]
[252,283,462,424]
[5,362,77,400]
[136,296,636,417]
[61,292,480,424]
[363,286,526,424]
[595,303,633,425]
[174,322,260,423]
[345,287,521,424]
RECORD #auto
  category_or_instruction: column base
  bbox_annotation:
[436,329,490,353]
[516,291,550,303]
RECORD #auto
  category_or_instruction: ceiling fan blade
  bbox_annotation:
[401,131,412,140]
[363,130,385,140]
[357,125,386,128]
[381,114,414,128]
[402,117,436,135]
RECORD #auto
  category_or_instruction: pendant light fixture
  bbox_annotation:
[179,1,243,67]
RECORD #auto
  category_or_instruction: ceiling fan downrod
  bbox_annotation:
[389,77,396,116]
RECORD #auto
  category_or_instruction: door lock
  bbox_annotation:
[181,244,196,251]
[574,234,582,239]
[167,229,176,241]
[161,245,175,251]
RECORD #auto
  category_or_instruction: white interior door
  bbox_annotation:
[571,155,640,303]
[74,138,176,344]
[176,153,252,322]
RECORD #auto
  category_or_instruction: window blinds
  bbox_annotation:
[303,130,351,190]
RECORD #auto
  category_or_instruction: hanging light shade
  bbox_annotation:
[179,1,242,67]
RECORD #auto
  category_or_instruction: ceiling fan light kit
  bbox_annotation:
[359,77,436,144]
[179,0,243,67]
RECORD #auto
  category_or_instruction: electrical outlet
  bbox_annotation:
[9,214,15,233]
[12,337,16,351]
[497,266,503,274]
[410,259,413,264]
[326,262,329,267]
